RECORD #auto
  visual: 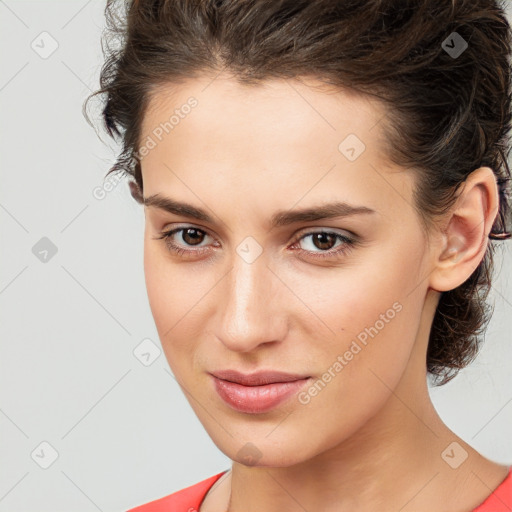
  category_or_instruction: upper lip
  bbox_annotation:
[210,369,310,386]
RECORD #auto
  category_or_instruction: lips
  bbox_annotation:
[209,369,311,414]
[210,369,310,386]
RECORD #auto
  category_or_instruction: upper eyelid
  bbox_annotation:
[294,226,354,238]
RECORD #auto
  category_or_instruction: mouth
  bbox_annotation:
[209,370,312,414]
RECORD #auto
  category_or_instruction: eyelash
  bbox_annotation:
[154,225,357,261]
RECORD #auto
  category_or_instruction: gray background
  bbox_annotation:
[0,1,511,511]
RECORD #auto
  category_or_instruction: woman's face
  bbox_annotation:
[140,74,437,466]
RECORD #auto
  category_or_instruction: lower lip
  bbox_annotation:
[211,375,311,414]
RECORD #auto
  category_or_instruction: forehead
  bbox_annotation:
[139,73,413,221]
[141,73,387,151]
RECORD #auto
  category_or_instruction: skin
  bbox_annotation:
[137,72,509,512]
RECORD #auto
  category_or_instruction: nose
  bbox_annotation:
[215,249,288,353]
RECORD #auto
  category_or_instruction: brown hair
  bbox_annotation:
[85,0,512,385]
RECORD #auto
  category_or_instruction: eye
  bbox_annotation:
[290,230,356,260]
[153,225,357,261]
[154,226,216,258]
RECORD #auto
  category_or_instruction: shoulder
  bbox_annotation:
[472,467,512,512]
[126,470,229,512]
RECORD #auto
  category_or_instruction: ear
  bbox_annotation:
[129,180,144,204]
[429,167,500,292]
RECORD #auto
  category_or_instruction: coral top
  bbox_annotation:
[127,467,512,512]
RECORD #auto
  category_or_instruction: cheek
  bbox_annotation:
[144,240,171,329]
[143,237,226,383]
[143,240,196,371]
[143,236,197,329]
[299,237,426,381]
[286,248,426,448]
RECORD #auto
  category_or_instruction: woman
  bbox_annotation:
[86,0,512,510]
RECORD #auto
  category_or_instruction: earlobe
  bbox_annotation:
[429,167,499,293]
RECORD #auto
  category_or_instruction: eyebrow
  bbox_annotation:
[143,194,376,228]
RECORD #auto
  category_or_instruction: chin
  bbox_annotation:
[211,432,318,469]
